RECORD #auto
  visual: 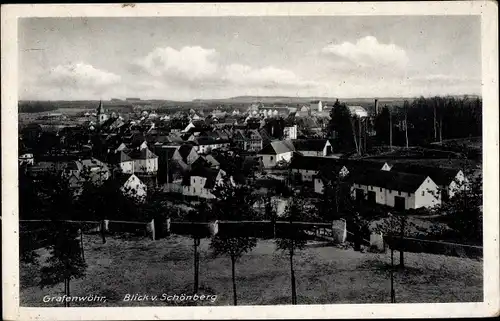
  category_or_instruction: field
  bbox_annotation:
[20,234,482,307]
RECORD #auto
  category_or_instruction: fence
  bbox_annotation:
[383,235,482,259]
[20,219,480,259]
[20,219,156,244]
[20,218,348,244]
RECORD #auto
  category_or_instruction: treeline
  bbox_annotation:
[328,96,482,153]
[19,101,59,113]
[376,96,482,146]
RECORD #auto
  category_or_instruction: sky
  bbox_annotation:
[18,16,481,101]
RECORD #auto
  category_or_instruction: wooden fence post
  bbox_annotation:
[332,219,347,244]
[165,218,171,236]
[210,220,219,236]
[149,219,155,240]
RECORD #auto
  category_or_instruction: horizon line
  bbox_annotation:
[18,93,482,103]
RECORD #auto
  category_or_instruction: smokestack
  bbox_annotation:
[375,99,379,115]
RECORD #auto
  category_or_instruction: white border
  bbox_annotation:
[2,2,499,320]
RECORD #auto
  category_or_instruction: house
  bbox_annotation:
[385,164,467,200]
[192,155,221,169]
[290,154,349,183]
[28,154,81,177]
[181,167,225,199]
[311,159,389,193]
[154,145,179,164]
[309,100,323,112]
[292,139,332,157]
[215,129,231,141]
[283,125,298,140]
[182,120,209,133]
[347,106,368,118]
[114,139,148,153]
[192,137,231,154]
[172,145,199,166]
[64,158,111,194]
[233,129,265,152]
[115,173,147,200]
[166,132,184,145]
[297,106,311,117]
[106,150,135,174]
[351,169,441,210]
[257,140,295,168]
[127,147,158,174]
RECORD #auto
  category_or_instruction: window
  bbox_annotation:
[421,191,425,196]
[398,191,401,196]
[380,187,382,192]
[270,156,274,161]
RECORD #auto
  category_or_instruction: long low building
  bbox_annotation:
[384,163,467,200]
[350,169,441,210]
[289,154,387,183]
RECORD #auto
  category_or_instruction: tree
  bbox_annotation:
[432,167,482,244]
[403,100,410,148]
[315,165,353,221]
[373,213,416,268]
[374,106,391,145]
[275,195,309,304]
[328,100,354,151]
[186,199,213,293]
[19,167,42,219]
[209,175,258,305]
[75,167,142,243]
[39,223,87,307]
[210,236,257,306]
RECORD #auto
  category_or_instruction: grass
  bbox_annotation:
[20,234,483,307]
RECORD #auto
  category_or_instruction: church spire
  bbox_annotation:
[96,100,104,115]
[96,100,107,126]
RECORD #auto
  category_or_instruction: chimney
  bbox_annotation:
[374,99,379,115]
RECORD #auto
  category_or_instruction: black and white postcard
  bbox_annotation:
[2,2,499,320]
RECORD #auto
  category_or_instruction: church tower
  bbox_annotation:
[96,100,107,125]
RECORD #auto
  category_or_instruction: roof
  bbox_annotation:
[194,136,230,146]
[192,154,221,168]
[389,164,460,186]
[67,158,108,172]
[347,105,368,117]
[292,139,329,152]
[154,145,178,163]
[114,173,135,187]
[234,129,263,141]
[106,150,133,164]
[177,145,196,162]
[258,140,295,155]
[290,154,385,173]
[290,154,345,172]
[127,148,158,160]
[351,169,430,193]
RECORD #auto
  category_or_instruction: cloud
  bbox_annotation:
[224,64,317,89]
[322,36,409,69]
[134,46,316,91]
[20,62,122,100]
[46,62,121,88]
[134,46,219,81]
